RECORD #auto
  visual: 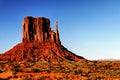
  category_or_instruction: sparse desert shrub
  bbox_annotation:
[12,66,22,72]
[104,65,110,69]
[27,59,35,63]
[31,68,39,72]
[55,67,62,73]
[74,69,83,74]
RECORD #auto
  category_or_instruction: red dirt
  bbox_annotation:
[0,42,84,62]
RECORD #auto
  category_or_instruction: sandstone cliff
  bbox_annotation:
[22,16,60,44]
[0,16,85,62]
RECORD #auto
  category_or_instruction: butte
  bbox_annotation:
[0,16,85,62]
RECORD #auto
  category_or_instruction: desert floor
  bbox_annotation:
[0,60,120,80]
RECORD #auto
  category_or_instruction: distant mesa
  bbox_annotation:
[0,16,85,62]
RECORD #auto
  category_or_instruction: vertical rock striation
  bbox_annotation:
[22,16,61,44]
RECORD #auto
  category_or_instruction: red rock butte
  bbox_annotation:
[0,16,85,62]
[22,16,60,44]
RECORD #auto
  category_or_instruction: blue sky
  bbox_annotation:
[0,0,120,60]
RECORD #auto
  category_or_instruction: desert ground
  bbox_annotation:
[0,60,120,80]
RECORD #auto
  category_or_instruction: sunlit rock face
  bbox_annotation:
[0,16,85,62]
[22,16,60,44]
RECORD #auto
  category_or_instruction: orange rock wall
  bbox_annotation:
[22,16,60,44]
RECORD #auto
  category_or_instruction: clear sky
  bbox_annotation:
[0,0,120,60]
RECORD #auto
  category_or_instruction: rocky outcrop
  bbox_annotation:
[22,16,60,44]
[0,16,85,62]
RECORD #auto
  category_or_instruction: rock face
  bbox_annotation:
[0,16,85,62]
[22,16,60,44]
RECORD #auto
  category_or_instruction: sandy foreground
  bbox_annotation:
[0,61,120,80]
